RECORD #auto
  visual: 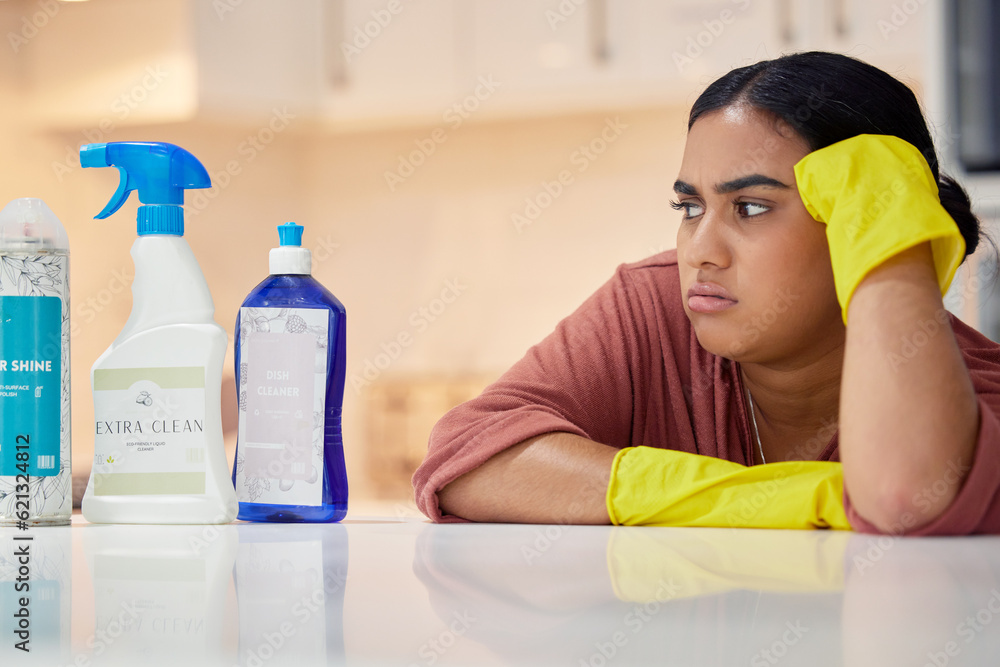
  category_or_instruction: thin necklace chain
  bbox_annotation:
[746,387,766,465]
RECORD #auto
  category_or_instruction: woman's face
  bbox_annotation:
[674,105,844,362]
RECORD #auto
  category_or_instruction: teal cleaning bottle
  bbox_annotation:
[0,198,71,526]
[233,222,348,522]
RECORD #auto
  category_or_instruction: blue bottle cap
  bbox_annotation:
[277,222,304,247]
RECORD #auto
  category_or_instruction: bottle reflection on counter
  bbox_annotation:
[0,526,71,665]
[81,525,238,665]
[234,524,348,666]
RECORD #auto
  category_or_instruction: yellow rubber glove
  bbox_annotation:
[793,134,965,324]
[606,446,851,530]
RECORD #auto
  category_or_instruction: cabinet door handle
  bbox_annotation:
[833,0,849,39]
[589,0,610,65]
[779,0,795,46]
[325,0,349,88]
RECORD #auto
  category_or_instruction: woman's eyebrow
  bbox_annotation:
[673,174,791,195]
[717,174,791,193]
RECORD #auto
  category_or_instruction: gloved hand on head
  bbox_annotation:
[793,134,966,324]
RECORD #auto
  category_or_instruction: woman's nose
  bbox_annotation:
[679,210,732,270]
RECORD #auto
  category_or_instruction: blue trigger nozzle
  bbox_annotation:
[80,141,211,236]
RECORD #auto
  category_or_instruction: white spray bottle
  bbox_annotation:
[80,141,237,524]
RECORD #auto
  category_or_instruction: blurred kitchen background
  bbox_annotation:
[0,0,996,512]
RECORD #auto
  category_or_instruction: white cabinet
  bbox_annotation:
[467,1,597,95]
[194,0,464,127]
[19,0,199,130]
[192,0,325,122]
[627,0,925,96]
[20,0,927,132]
[851,0,927,74]
[629,0,790,92]
[463,0,792,115]
[22,0,463,130]
[320,0,461,126]
[459,0,926,119]
[783,0,925,76]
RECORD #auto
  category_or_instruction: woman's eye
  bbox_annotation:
[736,201,769,217]
[670,200,704,219]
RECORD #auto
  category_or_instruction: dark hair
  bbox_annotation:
[689,50,994,265]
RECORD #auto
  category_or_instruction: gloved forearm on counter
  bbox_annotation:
[606,446,851,530]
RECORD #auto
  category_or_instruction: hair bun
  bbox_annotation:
[938,174,981,258]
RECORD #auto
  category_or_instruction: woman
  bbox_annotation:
[412,51,1000,536]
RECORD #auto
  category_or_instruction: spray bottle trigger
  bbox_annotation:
[94,165,137,220]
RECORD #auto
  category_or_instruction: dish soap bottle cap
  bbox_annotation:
[269,222,311,275]
[80,141,211,236]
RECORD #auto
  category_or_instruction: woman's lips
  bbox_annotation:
[688,295,737,313]
[687,282,737,313]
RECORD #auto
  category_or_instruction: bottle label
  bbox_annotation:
[91,367,207,496]
[235,307,329,507]
[0,296,62,477]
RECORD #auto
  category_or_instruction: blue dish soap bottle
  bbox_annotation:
[233,222,348,522]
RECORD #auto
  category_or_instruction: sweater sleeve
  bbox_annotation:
[412,265,648,522]
[843,315,1000,535]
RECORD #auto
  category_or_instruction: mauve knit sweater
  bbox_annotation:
[412,249,1000,535]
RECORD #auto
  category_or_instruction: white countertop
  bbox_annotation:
[3,508,1000,666]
